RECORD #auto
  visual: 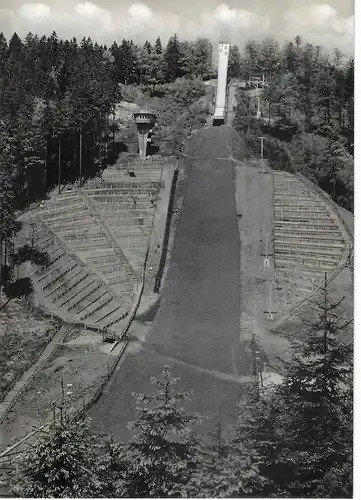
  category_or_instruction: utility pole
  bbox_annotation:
[263,282,276,320]
[258,136,265,159]
[346,243,352,266]
[268,282,273,320]
[261,231,270,269]
[256,96,261,119]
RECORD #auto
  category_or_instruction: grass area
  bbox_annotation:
[0,299,61,402]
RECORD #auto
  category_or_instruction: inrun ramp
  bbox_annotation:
[212,42,230,125]
[90,128,242,439]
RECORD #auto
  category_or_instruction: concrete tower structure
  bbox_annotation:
[133,110,157,160]
[212,42,230,126]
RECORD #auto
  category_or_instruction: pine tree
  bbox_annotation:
[0,32,8,71]
[164,34,182,82]
[259,37,281,78]
[14,385,108,497]
[243,40,261,79]
[0,277,33,311]
[8,32,23,60]
[117,366,204,497]
[0,130,17,296]
[192,37,213,80]
[263,71,300,125]
[155,36,162,55]
[228,45,241,78]
[235,277,353,497]
[282,41,298,73]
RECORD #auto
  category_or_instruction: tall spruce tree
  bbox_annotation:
[164,34,182,82]
[228,44,241,78]
[116,366,204,497]
[232,277,353,497]
[14,386,109,498]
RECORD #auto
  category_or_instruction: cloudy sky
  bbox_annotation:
[0,0,354,53]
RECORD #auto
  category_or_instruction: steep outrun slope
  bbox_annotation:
[89,127,245,439]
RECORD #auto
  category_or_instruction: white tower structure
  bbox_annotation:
[212,42,230,125]
[133,110,156,160]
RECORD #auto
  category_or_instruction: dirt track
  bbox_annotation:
[89,127,245,439]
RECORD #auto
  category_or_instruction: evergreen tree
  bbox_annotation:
[14,387,109,497]
[243,39,261,78]
[0,277,33,311]
[259,36,281,78]
[0,32,8,70]
[192,37,212,80]
[228,44,241,78]
[263,71,300,125]
[234,278,353,497]
[282,41,298,73]
[164,34,182,82]
[8,32,23,60]
[116,366,204,497]
[155,36,162,55]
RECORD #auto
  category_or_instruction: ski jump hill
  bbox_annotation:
[90,127,246,439]
[1,42,352,447]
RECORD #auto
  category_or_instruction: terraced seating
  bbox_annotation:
[33,192,137,290]
[273,171,351,303]
[72,288,108,315]
[27,228,133,331]
[56,275,96,306]
[24,161,168,330]
[82,169,163,274]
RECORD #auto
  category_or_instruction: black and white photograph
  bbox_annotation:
[0,0,355,497]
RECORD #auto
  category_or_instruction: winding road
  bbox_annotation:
[89,127,244,439]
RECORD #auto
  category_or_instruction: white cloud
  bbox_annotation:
[18,3,51,20]
[200,3,270,42]
[128,3,153,20]
[0,2,353,53]
[282,3,354,53]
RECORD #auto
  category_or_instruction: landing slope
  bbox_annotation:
[90,127,242,439]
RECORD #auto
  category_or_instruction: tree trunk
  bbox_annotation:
[0,233,3,297]
[0,297,12,312]
[79,128,83,184]
[12,238,15,272]
[58,136,61,195]
[73,140,77,172]
[26,164,29,201]
[43,143,47,190]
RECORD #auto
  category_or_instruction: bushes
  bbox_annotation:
[289,133,354,211]
[242,134,293,172]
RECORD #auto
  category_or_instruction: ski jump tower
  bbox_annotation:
[133,109,157,160]
[212,42,230,126]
